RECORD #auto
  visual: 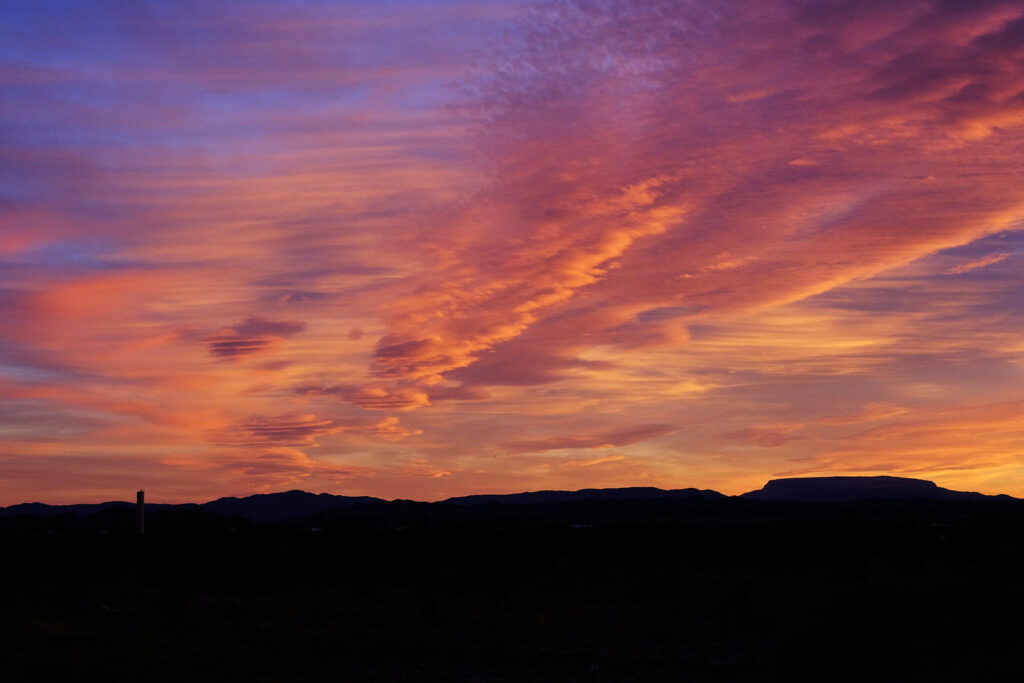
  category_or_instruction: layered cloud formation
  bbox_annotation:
[2,0,1023,503]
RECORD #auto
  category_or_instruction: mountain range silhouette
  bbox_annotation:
[0,476,1013,522]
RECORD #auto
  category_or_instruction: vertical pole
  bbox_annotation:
[136,489,145,534]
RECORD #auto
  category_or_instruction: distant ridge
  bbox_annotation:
[0,501,183,517]
[0,491,381,522]
[441,486,726,506]
[740,476,993,503]
[202,490,382,522]
[1,478,1016,524]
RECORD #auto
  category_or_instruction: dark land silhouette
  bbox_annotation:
[1,476,1007,524]
[3,476,1024,681]
[740,475,1001,502]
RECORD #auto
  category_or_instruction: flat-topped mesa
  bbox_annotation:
[741,476,984,503]
[764,476,938,494]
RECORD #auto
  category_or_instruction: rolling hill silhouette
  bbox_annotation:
[201,490,382,522]
[6,475,1023,682]
[0,500,186,517]
[0,476,1016,526]
[440,486,726,506]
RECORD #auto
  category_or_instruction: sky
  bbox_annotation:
[2,0,1024,504]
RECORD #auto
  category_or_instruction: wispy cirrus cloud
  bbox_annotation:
[947,252,1012,275]
[776,399,1024,482]
[501,423,676,455]
[723,425,809,448]
[3,0,1024,503]
[348,0,1024,414]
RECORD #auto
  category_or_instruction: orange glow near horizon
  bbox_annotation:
[2,0,1024,505]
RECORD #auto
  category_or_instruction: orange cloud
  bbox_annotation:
[562,454,627,468]
[947,252,1011,274]
[501,424,676,455]
[820,404,910,425]
[723,424,809,448]
[779,400,1024,480]
[4,0,1024,504]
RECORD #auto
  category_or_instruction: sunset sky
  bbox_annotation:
[2,0,1024,504]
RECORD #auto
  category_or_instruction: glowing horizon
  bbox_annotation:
[2,0,1024,505]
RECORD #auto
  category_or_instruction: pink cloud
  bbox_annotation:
[947,252,1011,274]
[723,425,809,448]
[501,423,676,455]
[4,0,1024,503]
[346,0,1024,413]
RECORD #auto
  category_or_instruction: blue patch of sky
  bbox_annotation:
[0,239,136,272]
[1,0,524,197]
[803,229,1024,317]
[0,399,104,438]
[637,305,706,322]
[0,162,41,203]
[0,344,147,387]
[934,228,1024,259]
[0,362,70,384]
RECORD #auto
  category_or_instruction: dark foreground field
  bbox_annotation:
[3,503,1024,681]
